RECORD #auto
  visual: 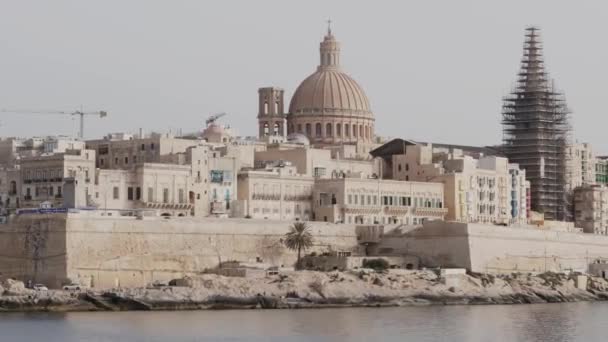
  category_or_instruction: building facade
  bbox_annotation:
[372,141,529,225]
[313,177,446,225]
[574,185,608,235]
[236,164,314,221]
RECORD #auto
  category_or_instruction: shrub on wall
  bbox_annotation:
[362,258,389,271]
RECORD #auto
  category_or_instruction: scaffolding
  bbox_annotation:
[502,27,571,221]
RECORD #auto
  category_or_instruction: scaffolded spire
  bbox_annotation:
[502,27,571,221]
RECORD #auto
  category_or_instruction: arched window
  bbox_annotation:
[306,123,312,135]
[359,125,364,138]
[273,123,280,135]
[264,102,268,114]
[365,126,369,139]
[315,123,322,137]
[263,123,269,136]
[344,124,350,137]
[9,181,16,195]
[326,123,332,137]
[275,101,279,114]
[297,124,302,133]
[336,124,342,137]
[353,125,357,137]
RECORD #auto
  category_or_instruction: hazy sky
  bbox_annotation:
[0,1,606,152]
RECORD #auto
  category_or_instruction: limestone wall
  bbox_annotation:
[0,214,68,288]
[465,223,608,273]
[378,221,608,274]
[377,223,472,269]
[0,214,359,289]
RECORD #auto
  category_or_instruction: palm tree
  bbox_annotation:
[284,222,314,269]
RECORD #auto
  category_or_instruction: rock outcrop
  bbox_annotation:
[1,270,607,312]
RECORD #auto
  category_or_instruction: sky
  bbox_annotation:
[0,1,606,152]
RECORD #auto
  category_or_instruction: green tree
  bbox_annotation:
[284,222,314,269]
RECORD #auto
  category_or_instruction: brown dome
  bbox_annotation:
[288,69,372,117]
[286,27,375,145]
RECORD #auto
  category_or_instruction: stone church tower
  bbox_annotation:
[257,87,286,138]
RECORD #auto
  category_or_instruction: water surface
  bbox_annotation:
[0,303,604,341]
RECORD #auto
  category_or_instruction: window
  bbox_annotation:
[345,124,350,137]
[297,124,302,133]
[306,124,312,135]
[49,186,54,196]
[113,187,119,200]
[326,123,332,136]
[353,125,357,137]
[315,123,322,137]
[57,186,62,197]
[114,157,119,165]
[354,195,358,205]
[133,156,137,164]
[98,145,109,155]
[124,157,129,164]
[127,187,134,200]
[405,163,409,171]
[100,158,105,166]
[348,194,352,204]
[141,144,145,151]
[147,187,153,202]
[336,124,341,137]
[178,189,184,203]
[398,164,402,172]
[163,188,169,203]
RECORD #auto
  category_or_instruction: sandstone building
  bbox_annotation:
[574,185,608,235]
[372,139,530,225]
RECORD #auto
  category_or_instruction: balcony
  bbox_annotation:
[252,193,281,201]
[142,201,193,210]
[414,207,449,217]
[383,205,410,215]
[343,205,381,215]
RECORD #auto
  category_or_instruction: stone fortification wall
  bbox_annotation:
[0,214,68,287]
[377,223,472,269]
[0,214,359,289]
[379,221,608,274]
[465,223,608,273]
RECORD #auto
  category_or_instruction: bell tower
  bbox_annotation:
[258,87,286,138]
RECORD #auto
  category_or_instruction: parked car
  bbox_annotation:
[33,284,48,291]
[62,283,83,291]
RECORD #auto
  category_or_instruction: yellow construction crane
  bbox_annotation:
[1,108,107,139]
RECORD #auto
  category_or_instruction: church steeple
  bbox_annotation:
[318,20,341,70]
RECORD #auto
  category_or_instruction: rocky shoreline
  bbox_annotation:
[2,270,608,312]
